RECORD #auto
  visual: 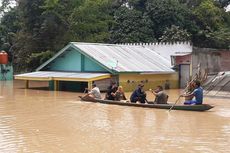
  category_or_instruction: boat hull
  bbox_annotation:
[81,99,214,111]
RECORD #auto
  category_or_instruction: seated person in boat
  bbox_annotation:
[150,85,168,104]
[181,80,203,105]
[184,80,196,101]
[80,84,101,101]
[105,82,118,100]
[114,86,127,101]
[130,83,146,103]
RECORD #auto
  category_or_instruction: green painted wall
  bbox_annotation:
[45,47,110,91]
[0,64,13,80]
[83,56,107,72]
[46,48,108,72]
[48,50,81,71]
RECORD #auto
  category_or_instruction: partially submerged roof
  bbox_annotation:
[37,42,175,74]
[144,42,192,63]
[14,71,111,82]
[203,71,230,98]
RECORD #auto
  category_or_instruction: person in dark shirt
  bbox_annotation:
[105,82,118,100]
[130,84,146,103]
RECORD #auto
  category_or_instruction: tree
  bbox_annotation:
[178,0,202,8]
[26,50,54,71]
[145,0,196,39]
[1,0,82,71]
[110,6,155,43]
[217,0,230,8]
[159,25,191,42]
[0,0,229,72]
[193,0,224,30]
[0,7,20,62]
[192,0,230,48]
[69,0,113,42]
[0,0,16,14]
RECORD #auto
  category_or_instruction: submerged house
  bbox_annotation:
[14,42,192,92]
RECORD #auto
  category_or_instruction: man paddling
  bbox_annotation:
[150,85,168,104]
[181,80,203,105]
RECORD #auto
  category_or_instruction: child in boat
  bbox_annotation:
[114,86,127,101]
[150,85,168,104]
[181,80,203,105]
[80,84,101,101]
[130,83,146,103]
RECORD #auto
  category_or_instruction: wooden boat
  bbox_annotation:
[80,98,214,111]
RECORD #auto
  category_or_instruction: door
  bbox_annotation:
[179,64,190,89]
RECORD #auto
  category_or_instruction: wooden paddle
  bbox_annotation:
[169,76,197,112]
[168,95,182,111]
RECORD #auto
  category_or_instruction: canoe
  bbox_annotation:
[80,98,214,111]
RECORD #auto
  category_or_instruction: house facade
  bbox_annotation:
[15,42,193,92]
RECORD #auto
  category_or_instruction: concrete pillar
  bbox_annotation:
[25,80,29,89]
[54,80,59,91]
[88,81,92,90]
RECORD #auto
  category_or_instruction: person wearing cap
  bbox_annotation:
[80,84,101,101]
[150,85,168,104]
[130,84,146,103]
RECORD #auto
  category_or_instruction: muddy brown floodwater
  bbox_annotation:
[0,81,229,153]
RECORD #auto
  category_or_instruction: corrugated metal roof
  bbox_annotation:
[14,71,111,81]
[143,42,192,63]
[71,42,174,73]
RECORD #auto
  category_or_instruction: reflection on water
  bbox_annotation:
[0,80,229,153]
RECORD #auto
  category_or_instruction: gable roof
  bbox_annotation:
[37,42,175,74]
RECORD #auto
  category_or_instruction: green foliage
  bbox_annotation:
[0,8,19,45]
[160,25,191,42]
[0,0,229,72]
[208,27,230,49]
[193,0,224,30]
[0,0,15,13]
[43,0,59,9]
[178,0,202,7]
[193,27,230,49]
[147,0,197,39]
[217,0,230,8]
[192,0,230,48]
[110,6,155,43]
[26,50,54,71]
[69,0,112,42]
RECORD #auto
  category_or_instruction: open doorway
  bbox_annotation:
[179,64,190,88]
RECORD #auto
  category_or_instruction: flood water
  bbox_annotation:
[0,81,229,153]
